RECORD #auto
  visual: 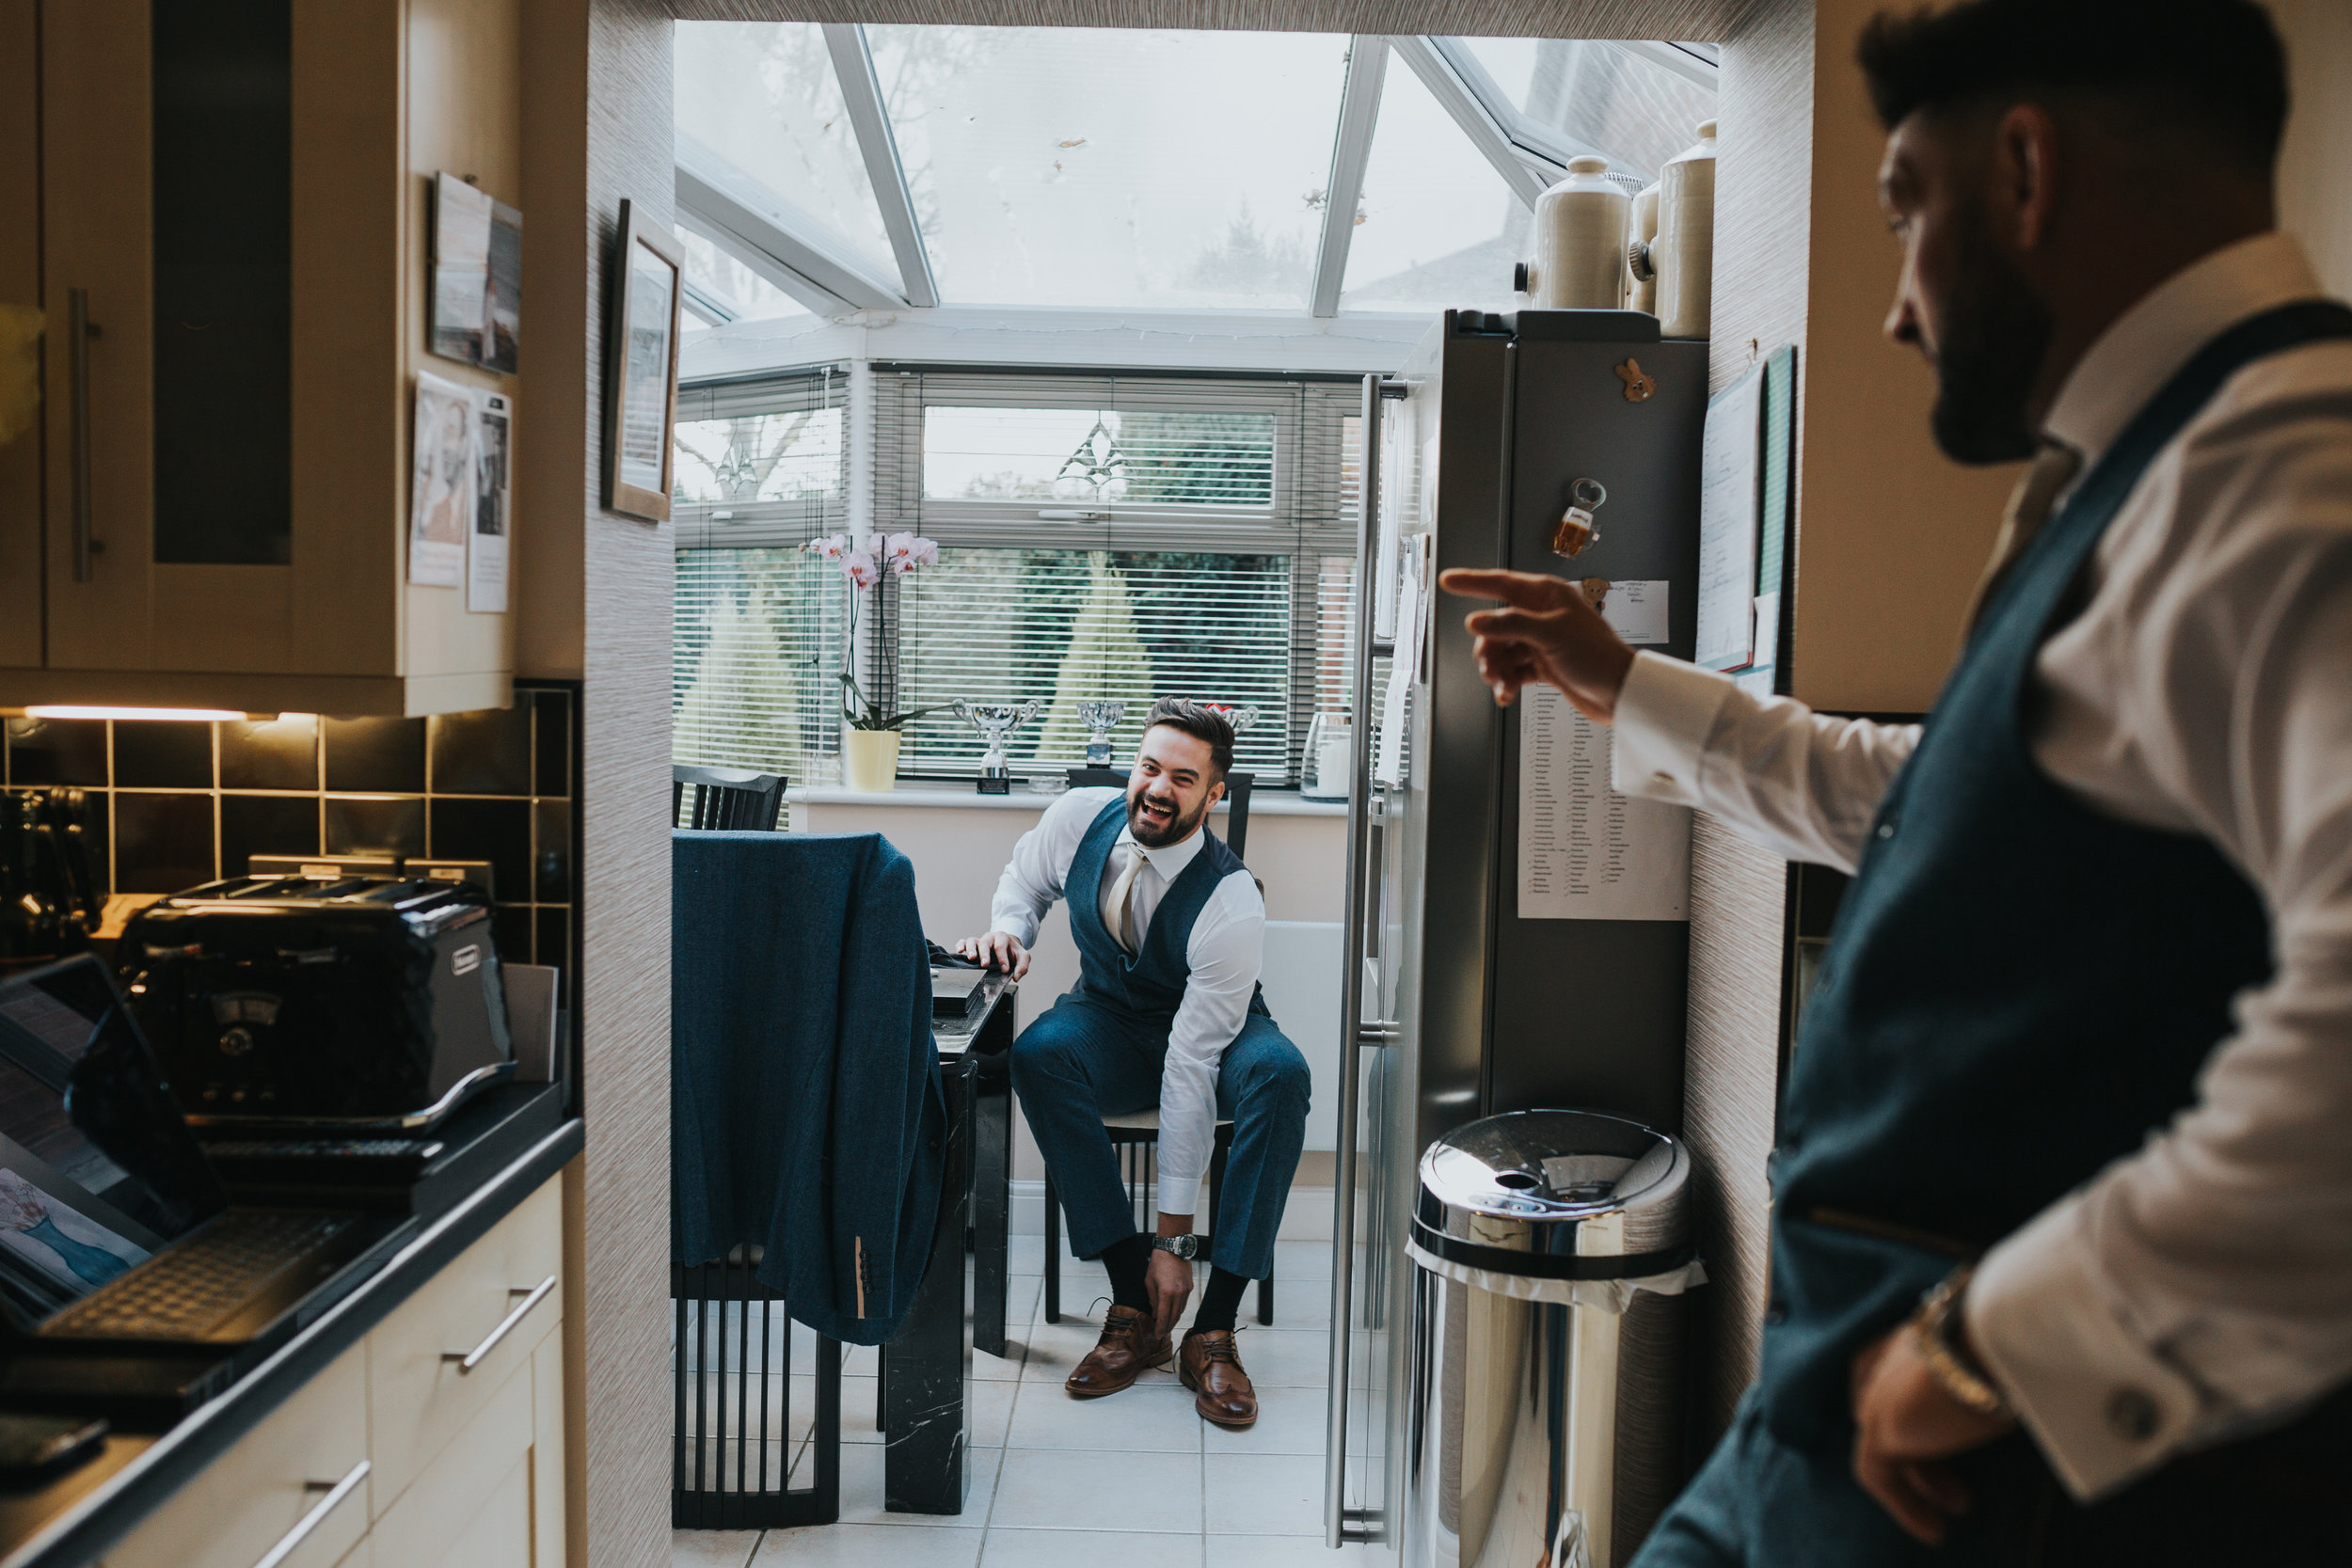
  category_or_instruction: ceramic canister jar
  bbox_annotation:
[1625,181,1661,313]
[1654,119,1718,338]
[1518,155,1629,310]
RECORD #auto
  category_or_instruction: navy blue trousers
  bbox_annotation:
[1009,991,1308,1279]
[1636,1387,2352,1567]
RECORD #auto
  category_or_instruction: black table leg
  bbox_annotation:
[972,1063,1011,1357]
[883,1053,972,1515]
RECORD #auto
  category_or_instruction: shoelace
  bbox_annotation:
[1189,1333,1241,1367]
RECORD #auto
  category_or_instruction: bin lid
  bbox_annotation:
[1413,1109,1691,1280]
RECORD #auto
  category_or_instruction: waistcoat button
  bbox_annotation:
[2106,1387,2161,1443]
[1876,822,1896,840]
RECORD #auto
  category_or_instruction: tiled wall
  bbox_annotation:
[1,681,578,990]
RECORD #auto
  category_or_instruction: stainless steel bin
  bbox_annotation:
[1405,1110,1696,1568]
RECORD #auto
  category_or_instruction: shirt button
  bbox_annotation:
[1653,770,1676,784]
[2106,1387,2161,1443]
[1876,823,1895,839]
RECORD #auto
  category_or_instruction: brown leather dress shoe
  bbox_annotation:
[1064,1305,1172,1398]
[1179,1328,1258,1428]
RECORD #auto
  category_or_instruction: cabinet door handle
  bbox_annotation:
[444,1274,557,1373]
[67,288,100,583]
[250,1459,368,1568]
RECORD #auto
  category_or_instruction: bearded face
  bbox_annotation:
[1125,724,1222,848]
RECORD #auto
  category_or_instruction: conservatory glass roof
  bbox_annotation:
[673,24,1716,333]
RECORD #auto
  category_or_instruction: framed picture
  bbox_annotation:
[603,199,683,522]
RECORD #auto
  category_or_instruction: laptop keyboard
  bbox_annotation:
[45,1212,354,1340]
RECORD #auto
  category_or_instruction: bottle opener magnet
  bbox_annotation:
[1551,478,1607,559]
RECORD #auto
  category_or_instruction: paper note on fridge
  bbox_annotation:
[1597,580,1670,645]
[1694,368,1763,671]
[1518,687,1692,921]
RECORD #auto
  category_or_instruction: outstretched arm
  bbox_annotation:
[1439,568,1919,871]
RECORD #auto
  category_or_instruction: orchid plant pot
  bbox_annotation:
[806,529,946,796]
[842,728,901,793]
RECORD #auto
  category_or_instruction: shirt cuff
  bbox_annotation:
[989,916,1038,948]
[1611,652,1736,805]
[1968,1195,2206,1500]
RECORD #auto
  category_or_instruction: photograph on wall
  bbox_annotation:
[430,172,522,372]
[430,172,492,366]
[485,198,522,373]
[408,370,475,587]
[469,388,512,613]
[602,198,683,522]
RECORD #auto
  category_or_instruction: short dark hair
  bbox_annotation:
[1142,698,1235,779]
[1857,0,2288,177]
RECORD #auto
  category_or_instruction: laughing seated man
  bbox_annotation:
[954,698,1308,1430]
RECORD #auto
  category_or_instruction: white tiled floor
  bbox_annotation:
[675,1237,1375,1567]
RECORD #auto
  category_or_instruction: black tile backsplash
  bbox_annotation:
[6,717,108,785]
[220,715,319,791]
[431,705,532,796]
[429,797,530,903]
[114,792,215,893]
[3,684,578,990]
[113,721,215,789]
[324,795,426,860]
[532,690,570,798]
[221,792,320,871]
[533,798,570,902]
[322,716,426,794]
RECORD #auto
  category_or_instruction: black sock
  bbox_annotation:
[1099,1234,1152,1313]
[1189,1267,1250,1335]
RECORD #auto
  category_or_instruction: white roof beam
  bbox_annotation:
[681,272,740,325]
[823,23,940,309]
[1387,36,1553,209]
[1617,40,1720,92]
[1311,36,1387,320]
[674,130,909,312]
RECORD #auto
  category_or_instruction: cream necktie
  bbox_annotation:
[1963,440,2084,632]
[1104,848,1145,955]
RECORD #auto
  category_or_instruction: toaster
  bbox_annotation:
[119,875,514,1131]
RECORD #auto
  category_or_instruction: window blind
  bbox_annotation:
[672,364,1366,788]
[671,367,852,806]
[870,369,1362,780]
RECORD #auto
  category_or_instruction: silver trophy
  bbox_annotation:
[954,698,1044,794]
[1074,699,1125,768]
[1201,703,1260,735]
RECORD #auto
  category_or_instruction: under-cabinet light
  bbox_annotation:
[23,705,250,722]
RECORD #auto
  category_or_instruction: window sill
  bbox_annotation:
[788,785,1349,817]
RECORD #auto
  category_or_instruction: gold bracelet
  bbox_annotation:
[1913,1269,2013,1419]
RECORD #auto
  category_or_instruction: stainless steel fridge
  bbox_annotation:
[1325,309,1710,1559]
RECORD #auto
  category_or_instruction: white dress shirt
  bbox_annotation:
[989,787,1265,1213]
[1610,231,2352,1499]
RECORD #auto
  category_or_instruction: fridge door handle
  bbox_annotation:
[1327,372,1396,1547]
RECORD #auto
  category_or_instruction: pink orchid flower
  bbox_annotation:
[840,551,880,591]
[881,531,941,575]
[805,532,850,560]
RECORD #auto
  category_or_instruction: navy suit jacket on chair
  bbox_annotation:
[672,830,945,1345]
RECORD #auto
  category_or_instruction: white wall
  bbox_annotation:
[795,788,1347,1187]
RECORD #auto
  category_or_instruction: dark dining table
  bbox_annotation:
[879,967,1016,1516]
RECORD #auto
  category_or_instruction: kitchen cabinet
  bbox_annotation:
[101,1173,565,1568]
[6,0,523,718]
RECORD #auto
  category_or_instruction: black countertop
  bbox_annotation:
[0,1104,583,1568]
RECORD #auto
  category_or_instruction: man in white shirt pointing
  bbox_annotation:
[955,698,1307,1430]
[1448,0,2352,1561]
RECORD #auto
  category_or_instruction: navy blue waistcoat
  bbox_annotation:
[1066,795,1269,1028]
[1756,303,2352,1449]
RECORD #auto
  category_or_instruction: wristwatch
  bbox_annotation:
[1149,1233,1200,1260]
[1913,1268,2012,1419]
